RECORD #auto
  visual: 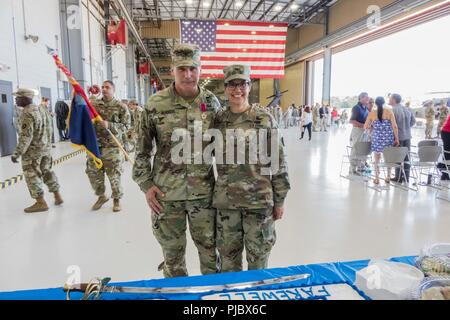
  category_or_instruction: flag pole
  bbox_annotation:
[106,128,134,165]
[52,54,135,165]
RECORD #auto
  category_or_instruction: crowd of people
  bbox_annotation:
[348,92,450,185]
[252,103,349,142]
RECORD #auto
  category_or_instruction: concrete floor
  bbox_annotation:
[1,124,449,292]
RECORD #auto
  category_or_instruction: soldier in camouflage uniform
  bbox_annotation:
[437,101,449,138]
[132,44,221,278]
[86,80,131,212]
[38,97,55,147]
[212,65,291,272]
[11,88,63,213]
[126,100,144,153]
[312,103,319,132]
[424,100,435,139]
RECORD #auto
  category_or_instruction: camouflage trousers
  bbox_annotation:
[425,122,434,139]
[22,153,60,199]
[86,147,124,199]
[151,198,218,278]
[216,207,276,273]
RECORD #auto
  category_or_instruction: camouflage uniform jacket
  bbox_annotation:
[91,98,131,148]
[12,104,50,159]
[425,106,435,122]
[439,106,449,121]
[38,104,54,147]
[133,84,221,200]
[212,105,290,210]
[130,106,144,131]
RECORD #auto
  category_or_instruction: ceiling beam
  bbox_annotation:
[247,0,264,20]
[235,0,250,19]
[258,1,277,21]
[207,0,216,18]
[218,0,231,19]
[195,0,202,17]
[271,0,295,22]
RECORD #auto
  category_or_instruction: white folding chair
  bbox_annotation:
[409,145,443,190]
[340,141,372,182]
[378,147,411,191]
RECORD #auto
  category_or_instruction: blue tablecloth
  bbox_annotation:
[0,256,417,300]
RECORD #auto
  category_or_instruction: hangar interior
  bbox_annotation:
[0,0,449,299]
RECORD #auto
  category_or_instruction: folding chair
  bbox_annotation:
[340,141,372,182]
[378,147,410,191]
[410,140,439,157]
[409,145,443,191]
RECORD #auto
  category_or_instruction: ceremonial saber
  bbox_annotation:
[63,274,310,300]
[52,54,135,165]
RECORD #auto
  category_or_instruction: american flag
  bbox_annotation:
[180,19,287,79]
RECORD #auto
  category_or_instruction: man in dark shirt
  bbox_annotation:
[389,93,416,183]
[349,92,370,174]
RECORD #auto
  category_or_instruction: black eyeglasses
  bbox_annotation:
[226,81,250,90]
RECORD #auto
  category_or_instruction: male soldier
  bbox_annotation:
[11,88,63,213]
[132,44,221,278]
[126,100,143,153]
[437,101,449,138]
[86,80,131,212]
[424,100,435,139]
[312,103,320,132]
[13,104,23,135]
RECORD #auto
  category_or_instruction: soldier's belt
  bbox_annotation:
[0,149,84,190]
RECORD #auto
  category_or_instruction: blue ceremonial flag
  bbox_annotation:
[69,94,103,168]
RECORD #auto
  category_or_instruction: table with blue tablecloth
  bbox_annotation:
[0,256,417,300]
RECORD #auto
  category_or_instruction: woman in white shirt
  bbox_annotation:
[300,106,313,141]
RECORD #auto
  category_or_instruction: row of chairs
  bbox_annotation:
[340,139,450,200]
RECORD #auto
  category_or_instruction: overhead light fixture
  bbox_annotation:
[186,0,193,4]
[203,1,210,7]
[235,1,243,8]
[290,4,299,10]
[274,5,282,11]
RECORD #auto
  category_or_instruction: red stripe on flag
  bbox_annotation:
[217,20,288,28]
[200,73,285,79]
[201,57,285,62]
[216,39,286,45]
[216,30,287,36]
[202,65,285,71]
[216,48,285,54]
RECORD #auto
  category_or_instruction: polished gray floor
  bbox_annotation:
[1,124,449,292]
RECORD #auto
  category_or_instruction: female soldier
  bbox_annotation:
[212,65,291,272]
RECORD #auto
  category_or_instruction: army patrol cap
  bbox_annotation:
[12,88,37,99]
[172,44,201,68]
[223,65,251,84]
[129,99,138,105]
